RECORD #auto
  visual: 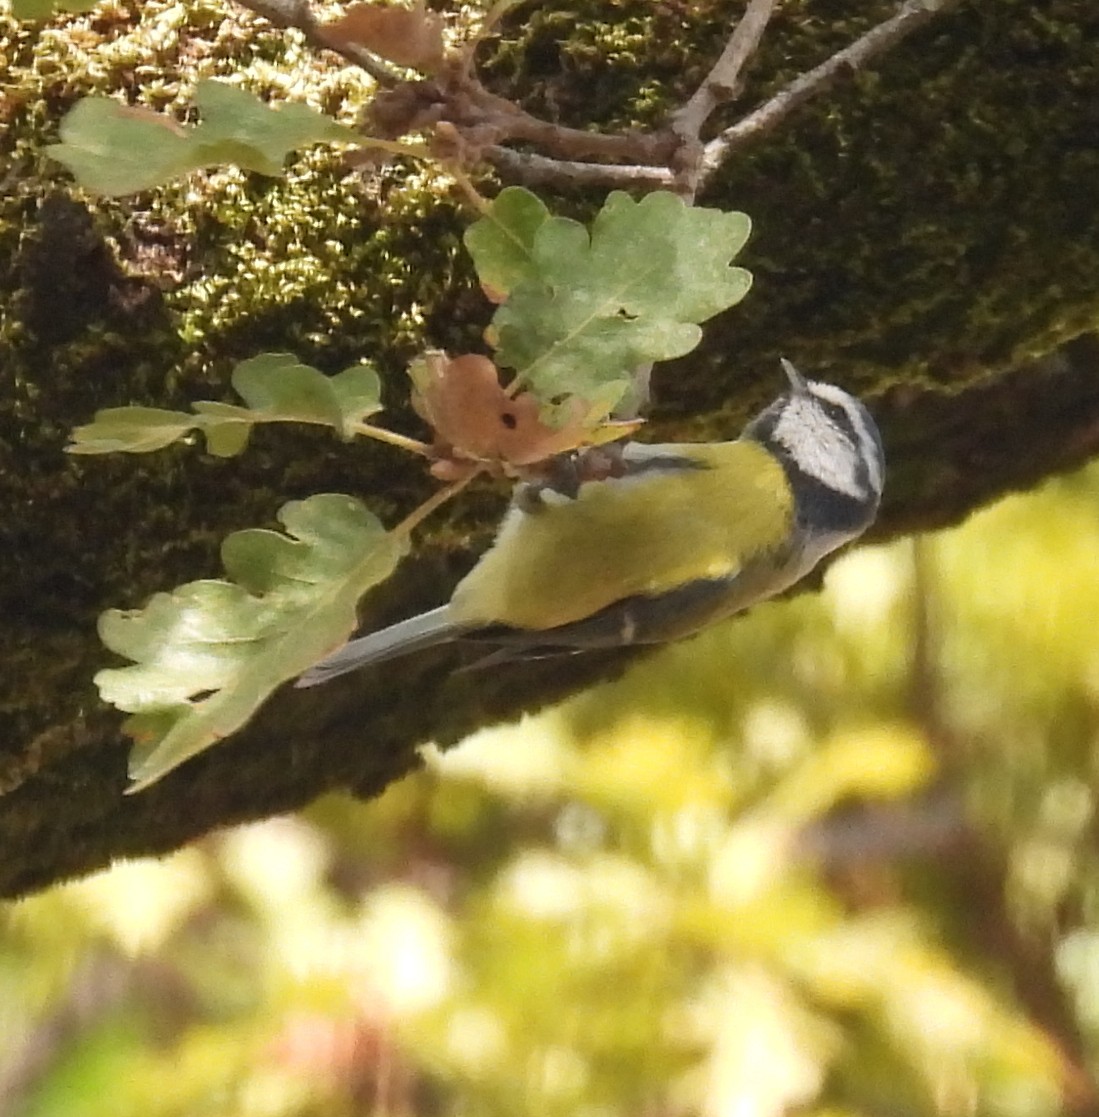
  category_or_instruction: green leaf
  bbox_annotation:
[64,407,205,454]
[45,79,361,197]
[486,190,752,417]
[101,494,405,792]
[67,353,383,457]
[229,353,382,437]
[463,187,552,299]
[185,80,359,176]
[44,98,195,196]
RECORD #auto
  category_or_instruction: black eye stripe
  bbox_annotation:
[820,400,850,425]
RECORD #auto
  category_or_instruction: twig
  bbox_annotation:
[698,0,963,188]
[482,146,674,190]
[669,0,778,199]
[233,0,403,86]
[349,423,434,457]
[234,0,668,168]
[466,83,676,165]
[499,114,673,163]
[236,0,960,206]
[391,470,481,538]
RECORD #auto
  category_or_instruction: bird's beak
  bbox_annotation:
[780,358,809,396]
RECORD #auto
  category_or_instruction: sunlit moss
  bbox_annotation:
[0,0,476,401]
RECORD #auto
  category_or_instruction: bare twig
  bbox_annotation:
[482,146,674,190]
[698,0,963,188]
[465,83,676,165]
[233,0,402,86]
[672,0,778,139]
[499,117,673,165]
[236,0,960,205]
[669,0,778,198]
[445,164,493,213]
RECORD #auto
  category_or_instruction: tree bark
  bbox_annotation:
[2,0,1098,896]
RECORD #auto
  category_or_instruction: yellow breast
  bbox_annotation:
[449,440,794,631]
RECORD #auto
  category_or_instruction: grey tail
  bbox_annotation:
[296,606,458,687]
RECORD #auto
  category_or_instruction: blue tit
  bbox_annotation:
[296,360,885,686]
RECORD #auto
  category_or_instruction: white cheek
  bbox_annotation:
[798,435,863,496]
[774,403,865,498]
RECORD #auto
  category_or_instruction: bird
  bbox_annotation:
[295,360,884,686]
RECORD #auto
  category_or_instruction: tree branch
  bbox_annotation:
[668,0,778,199]
[698,0,964,189]
[236,0,961,205]
[481,146,673,189]
[464,82,676,164]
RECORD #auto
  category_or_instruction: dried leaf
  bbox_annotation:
[409,351,604,471]
[480,281,508,305]
[321,1,447,73]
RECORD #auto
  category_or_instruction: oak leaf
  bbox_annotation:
[409,352,607,476]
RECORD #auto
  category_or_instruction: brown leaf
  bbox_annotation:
[321,1,446,73]
[409,351,609,472]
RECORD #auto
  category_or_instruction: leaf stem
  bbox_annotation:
[356,137,435,161]
[482,147,674,190]
[446,164,492,214]
[391,470,482,539]
[350,423,434,457]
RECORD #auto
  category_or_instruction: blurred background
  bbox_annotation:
[4,461,1099,1117]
